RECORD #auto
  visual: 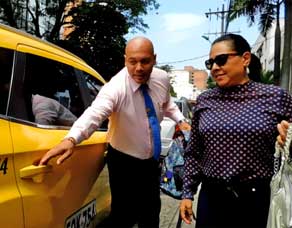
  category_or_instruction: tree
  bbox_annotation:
[104,0,160,33]
[0,0,68,39]
[0,0,160,80]
[261,70,275,84]
[61,2,128,80]
[227,0,282,85]
[156,64,173,73]
[0,0,159,39]
[207,76,216,89]
[280,0,292,91]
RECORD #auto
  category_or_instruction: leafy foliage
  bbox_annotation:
[258,3,276,36]
[0,0,159,39]
[105,0,159,33]
[207,76,216,89]
[260,70,275,84]
[62,2,128,81]
[169,85,177,98]
[156,64,173,73]
[0,0,68,39]
[227,0,282,86]
[0,0,159,81]
[228,0,275,35]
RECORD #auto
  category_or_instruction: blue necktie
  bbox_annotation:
[140,84,161,160]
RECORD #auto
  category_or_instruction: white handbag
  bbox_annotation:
[267,124,292,228]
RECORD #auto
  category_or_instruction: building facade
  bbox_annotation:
[169,66,208,101]
[251,19,285,72]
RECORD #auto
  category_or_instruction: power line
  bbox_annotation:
[204,2,241,39]
[157,33,278,67]
[205,4,229,36]
[157,54,209,65]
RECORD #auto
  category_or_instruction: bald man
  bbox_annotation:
[39,37,190,228]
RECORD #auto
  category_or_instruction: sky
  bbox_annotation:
[126,0,261,70]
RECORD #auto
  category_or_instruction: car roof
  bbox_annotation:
[0,23,106,84]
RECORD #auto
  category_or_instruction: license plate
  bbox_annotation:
[65,199,97,228]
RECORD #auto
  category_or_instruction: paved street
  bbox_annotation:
[160,191,199,228]
[95,167,199,228]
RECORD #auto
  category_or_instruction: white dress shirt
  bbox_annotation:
[66,67,184,159]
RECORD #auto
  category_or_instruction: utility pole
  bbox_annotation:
[205,4,229,36]
[203,3,240,41]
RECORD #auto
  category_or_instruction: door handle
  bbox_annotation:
[20,165,52,183]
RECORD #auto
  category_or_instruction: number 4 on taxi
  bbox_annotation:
[0,157,8,175]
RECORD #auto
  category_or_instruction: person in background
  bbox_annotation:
[180,33,292,228]
[39,36,190,228]
[32,94,77,126]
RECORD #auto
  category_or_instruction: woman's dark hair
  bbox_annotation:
[212,33,251,55]
[212,33,262,82]
[249,53,262,82]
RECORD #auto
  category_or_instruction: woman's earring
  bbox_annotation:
[246,66,250,75]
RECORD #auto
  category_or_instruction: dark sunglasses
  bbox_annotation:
[205,53,239,70]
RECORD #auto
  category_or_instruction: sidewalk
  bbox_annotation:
[159,191,199,228]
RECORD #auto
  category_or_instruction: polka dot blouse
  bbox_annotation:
[182,80,292,199]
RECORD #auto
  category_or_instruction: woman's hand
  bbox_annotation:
[180,199,193,224]
[178,121,191,131]
[277,120,289,146]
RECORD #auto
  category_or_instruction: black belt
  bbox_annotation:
[201,177,271,197]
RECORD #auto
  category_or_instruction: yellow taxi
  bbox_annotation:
[0,23,110,228]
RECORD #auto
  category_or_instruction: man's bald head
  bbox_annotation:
[124,36,156,84]
[125,36,154,56]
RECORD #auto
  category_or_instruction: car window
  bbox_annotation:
[84,72,103,102]
[9,52,101,127]
[0,47,14,115]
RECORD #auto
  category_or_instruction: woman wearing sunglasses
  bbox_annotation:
[180,33,292,228]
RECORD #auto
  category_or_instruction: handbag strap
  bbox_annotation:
[274,123,292,173]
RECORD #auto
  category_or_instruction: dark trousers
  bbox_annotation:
[195,179,271,228]
[98,145,161,228]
